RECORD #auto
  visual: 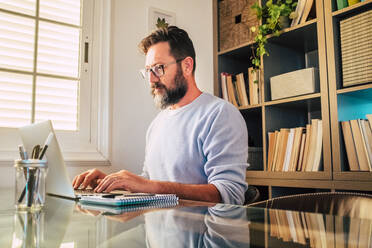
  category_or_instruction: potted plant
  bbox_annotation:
[250,0,298,75]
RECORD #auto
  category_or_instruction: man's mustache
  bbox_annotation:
[151,82,166,90]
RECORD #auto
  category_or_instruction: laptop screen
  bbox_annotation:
[19,120,75,199]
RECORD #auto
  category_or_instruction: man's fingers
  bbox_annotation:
[73,172,89,189]
[105,180,123,193]
[81,171,99,189]
[95,176,116,193]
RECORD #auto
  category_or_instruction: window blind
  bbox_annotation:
[0,0,82,130]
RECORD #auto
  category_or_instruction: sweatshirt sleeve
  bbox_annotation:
[202,103,248,205]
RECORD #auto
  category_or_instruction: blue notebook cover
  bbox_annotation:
[80,193,178,206]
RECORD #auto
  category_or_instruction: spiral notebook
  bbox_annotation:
[79,199,179,215]
[79,193,179,206]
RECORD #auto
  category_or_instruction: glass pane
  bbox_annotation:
[0,12,35,71]
[0,71,32,127]
[34,76,78,130]
[37,21,80,78]
[39,0,81,26]
[0,0,36,16]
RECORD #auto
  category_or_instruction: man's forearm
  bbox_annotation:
[148,180,222,203]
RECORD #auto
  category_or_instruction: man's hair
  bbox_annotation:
[139,26,196,74]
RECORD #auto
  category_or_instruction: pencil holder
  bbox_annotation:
[14,159,48,211]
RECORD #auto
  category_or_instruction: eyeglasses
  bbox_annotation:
[140,58,185,80]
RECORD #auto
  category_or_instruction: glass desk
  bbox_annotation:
[0,188,371,248]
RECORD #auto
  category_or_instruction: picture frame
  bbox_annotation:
[148,7,176,32]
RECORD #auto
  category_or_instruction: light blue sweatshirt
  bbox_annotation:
[141,92,248,205]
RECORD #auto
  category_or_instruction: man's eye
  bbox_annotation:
[154,65,162,73]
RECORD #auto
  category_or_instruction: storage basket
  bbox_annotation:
[219,0,259,51]
[340,9,372,87]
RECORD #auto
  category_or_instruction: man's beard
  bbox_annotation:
[151,65,188,109]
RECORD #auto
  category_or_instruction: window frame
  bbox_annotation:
[0,0,112,167]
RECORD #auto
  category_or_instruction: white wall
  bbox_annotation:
[109,0,214,174]
[0,0,214,187]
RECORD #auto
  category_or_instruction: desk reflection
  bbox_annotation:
[99,204,251,248]
[11,196,74,248]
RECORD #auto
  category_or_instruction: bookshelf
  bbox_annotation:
[324,0,372,189]
[213,0,372,199]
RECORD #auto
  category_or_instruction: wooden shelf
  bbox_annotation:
[264,93,320,106]
[238,104,263,110]
[333,172,372,181]
[245,177,333,189]
[336,83,372,94]
[247,171,331,180]
[218,40,256,56]
[332,0,372,17]
[267,19,318,52]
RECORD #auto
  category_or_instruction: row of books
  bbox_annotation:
[341,114,372,172]
[269,209,372,248]
[290,0,315,27]
[336,0,363,11]
[267,119,323,172]
[220,67,260,108]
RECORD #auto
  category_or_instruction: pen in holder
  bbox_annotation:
[15,159,48,211]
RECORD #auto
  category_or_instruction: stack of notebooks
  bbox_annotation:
[220,67,260,108]
[340,10,372,87]
[341,114,372,171]
[79,199,178,215]
[267,119,323,172]
[80,193,178,207]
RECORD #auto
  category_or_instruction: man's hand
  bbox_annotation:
[94,170,151,193]
[72,169,107,189]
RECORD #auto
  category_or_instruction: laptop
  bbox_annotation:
[18,120,103,199]
[18,120,177,205]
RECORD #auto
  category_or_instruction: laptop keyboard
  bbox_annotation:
[74,188,96,195]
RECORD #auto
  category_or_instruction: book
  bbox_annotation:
[299,0,314,24]
[301,124,312,171]
[267,131,276,171]
[80,193,178,206]
[289,127,304,171]
[226,74,239,107]
[312,119,323,171]
[277,129,290,171]
[350,119,371,171]
[367,114,372,128]
[220,72,229,101]
[291,0,307,27]
[341,121,360,171]
[283,128,295,171]
[232,79,241,106]
[359,119,372,168]
[337,0,348,10]
[248,67,259,105]
[236,73,249,106]
[304,119,318,171]
[272,130,282,171]
[297,132,306,171]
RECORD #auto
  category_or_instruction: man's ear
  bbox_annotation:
[182,57,194,76]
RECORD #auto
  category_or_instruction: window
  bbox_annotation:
[0,0,111,165]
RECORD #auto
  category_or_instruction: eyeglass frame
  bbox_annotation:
[139,58,185,80]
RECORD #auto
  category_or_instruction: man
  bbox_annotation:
[73,26,248,204]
